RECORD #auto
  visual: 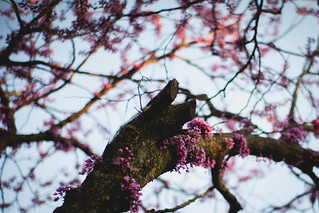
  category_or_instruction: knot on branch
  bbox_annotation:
[102,79,196,158]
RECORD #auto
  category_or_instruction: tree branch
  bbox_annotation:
[53,80,319,213]
[0,131,94,156]
[145,187,214,213]
[54,79,196,213]
[211,166,242,213]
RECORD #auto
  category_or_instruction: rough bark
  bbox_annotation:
[53,79,196,212]
[53,79,319,213]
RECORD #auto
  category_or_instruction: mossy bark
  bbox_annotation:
[54,79,197,212]
[54,80,319,213]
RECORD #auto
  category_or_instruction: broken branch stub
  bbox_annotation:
[54,79,196,213]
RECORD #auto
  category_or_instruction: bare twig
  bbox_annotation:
[145,187,214,213]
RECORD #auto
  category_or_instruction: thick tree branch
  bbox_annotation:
[53,80,319,213]
[54,79,196,213]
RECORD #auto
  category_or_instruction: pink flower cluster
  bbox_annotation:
[121,176,142,213]
[113,147,142,213]
[187,118,214,139]
[171,136,188,172]
[188,146,206,166]
[240,119,254,133]
[202,157,216,169]
[161,119,215,173]
[113,147,134,173]
[79,155,103,175]
[225,137,234,149]
[280,126,304,143]
[233,134,250,157]
[53,185,76,202]
[159,139,170,150]
[54,141,74,152]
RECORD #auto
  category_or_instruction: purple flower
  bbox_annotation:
[240,119,254,133]
[113,147,141,212]
[189,147,206,167]
[120,176,142,213]
[225,137,234,149]
[54,140,74,152]
[53,185,77,202]
[187,118,214,139]
[234,134,250,157]
[113,147,134,173]
[280,126,304,143]
[203,157,216,169]
[159,139,170,150]
[171,136,188,173]
[159,119,219,172]
[79,155,103,175]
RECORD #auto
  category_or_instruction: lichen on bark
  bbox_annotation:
[54,79,196,213]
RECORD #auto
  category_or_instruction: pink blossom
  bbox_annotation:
[159,139,170,150]
[280,76,289,87]
[280,126,304,143]
[226,119,238,131]
[176,26,186,40]
[54,140,74,152]
[53,185,77,202]
[13,183,23,192]
[102,83,112,89]
[32,197,45,206]
[113,147,134,173]
[216,127,223,136]
[160,119,217,172]
[234,134,250,157]
[275,116,293,130]
[308,149,319,165]
[171,136,188,173]
[238,176,250,182]
[189,147,206,167]
[79,155,103,175]
[120,176,142,213]
[240,119,255,133]
[93,91,100,97]
[43,118,56,127]
[225,137,234,149]
[187,118,214,139]
[201,157,216,169]
[149,14,162,36]
[112,147,141,212]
